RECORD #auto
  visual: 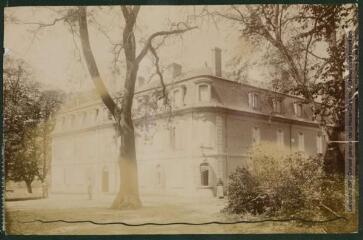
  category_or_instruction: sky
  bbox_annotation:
[4,6,285,93]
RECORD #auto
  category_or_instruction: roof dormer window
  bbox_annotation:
[293,102,303,117]
[248,92,259,110]
[272,98,281,113]
[197,84,211,102]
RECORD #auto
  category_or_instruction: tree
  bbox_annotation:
[299,4,358,173]
[36,90,64,197]
[76,6,196,209]
[8,5,196,208]
[4,56,64,193]
[214,4,357,172]
[4,57,41,193]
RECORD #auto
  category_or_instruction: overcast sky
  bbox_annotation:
[4,6,282,93]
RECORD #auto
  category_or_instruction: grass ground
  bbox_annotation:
[5,193,356,235]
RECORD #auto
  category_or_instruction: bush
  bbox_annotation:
[225,143,325,218]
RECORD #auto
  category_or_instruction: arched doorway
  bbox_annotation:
[200,162,210,187]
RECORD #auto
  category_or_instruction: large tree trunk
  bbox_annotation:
[324,128,345,174]
[78,6,142,209]
[111,119,141,209]
[25,180,32,194]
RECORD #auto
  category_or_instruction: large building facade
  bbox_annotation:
[51,50,326,197]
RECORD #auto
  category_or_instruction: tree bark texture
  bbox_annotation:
[78,6,142,209]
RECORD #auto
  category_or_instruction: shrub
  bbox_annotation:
[225,142,325,218]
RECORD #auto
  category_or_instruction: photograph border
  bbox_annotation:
[1,0,361,239]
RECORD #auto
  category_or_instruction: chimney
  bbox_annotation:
[212,47,222,77]
[138,76,145,87]
[169,63,182,79]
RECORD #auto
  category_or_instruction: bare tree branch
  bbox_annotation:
[149,43,168,102]
[135,26,197,64]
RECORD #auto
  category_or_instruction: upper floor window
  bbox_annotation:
[248,92,259,110]
[197,120,214,148]
[61,117,66,127]
[252,127,261,145]
[94,108,99,122]
[294,102,303,117]
[198,84,211,102]
[298,132,305,151]
[170,124,185,150]
[70,114,75,127]
[81,112,87,125]
[107,111,113,120]
[317,133,323,154]
[277,129,284,146]
[272,98,281,113]
[102,108,109,121]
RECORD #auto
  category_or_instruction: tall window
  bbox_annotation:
[61,117,66,127]
[81,112,87,125]
[277,129,284,146]
[173,88,184,107]
[198,84,210,102]
[317,133,323,154]
[94,108,99,122]
[272,98,281,113]
[70,115,75,127]
[248,92,259,110]
[170,124,185,150]
[294,102,302,117]
[252,127,261,145]
[298,132,305,151]
[197,120,214,147]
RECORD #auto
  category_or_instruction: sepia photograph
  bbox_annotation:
[3,3,359,235]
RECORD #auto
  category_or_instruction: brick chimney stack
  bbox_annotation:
[169,63,182,79]
[212,47,222,77]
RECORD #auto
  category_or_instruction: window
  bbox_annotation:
[70,115,75,127]
[252,127,261,145]
[317,133,323,154]
[198,84,210,102]
[173,88,184,107]
[272,98,281,113]
[248,92,259,110]
[61,117,66,127]
[81,112,87,125]
[298,132,305,151]
[170,124,185,150]
[175,125,184,150]
[277,129,284,146]
[200,162,210,186]
[107,111,113,120]
[294,102,302,117]
[197,120,214,147]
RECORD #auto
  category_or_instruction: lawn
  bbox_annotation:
[5,193,354,235]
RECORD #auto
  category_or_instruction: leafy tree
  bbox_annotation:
[214,4,357,172]
[300,4,358,173]
[4,56,63,193]
[36,90,64,196]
